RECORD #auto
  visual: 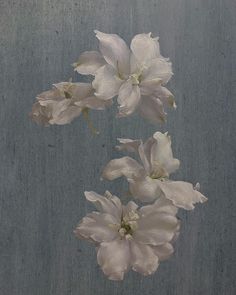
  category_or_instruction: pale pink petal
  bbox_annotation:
[151,132,180,176]
[133,212,179,246]
[142,137,156,167]
[84,191,122,220]
[49,105,82,125]
[116,138,142,153]
[139,78,162,96]
[117,81,141,117]
[159,180,208,210]
[102,157,145,181]
[130,241,159,275]
[122,201,139,217]
[75,96,112,110]
[73,51,106,75]
[30,102,51,126]
[129,177,162,203]
[94,30,130,75]
[97,239,130,280]
[154,86,176,108]
[138,142,151,174]
[152,243,174,261]
[92,64,122,100]
[141,58,173,85]
[139,197,178,216]
[130,33,160,64]
[74,212,119,243]
[139,96,167,124]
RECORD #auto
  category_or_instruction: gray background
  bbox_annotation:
[0,0,235,294]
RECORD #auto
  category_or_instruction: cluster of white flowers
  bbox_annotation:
[30,31,207,281]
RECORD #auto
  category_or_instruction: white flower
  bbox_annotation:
[30,82,112,126]
[75,191,180,280]
[73,31,175,123]
[102,132,207,210]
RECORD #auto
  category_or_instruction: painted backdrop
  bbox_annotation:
[0,0,235,294]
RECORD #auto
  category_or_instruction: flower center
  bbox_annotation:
[118,210,139,239]
[129,73,141,85]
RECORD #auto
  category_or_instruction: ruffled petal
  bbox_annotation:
[159,180,208,210]
[133,211,179,246]
[139,78,162,96]
[30,102,51,126]
[102,157,145,181]
[94,30,130,75]
[154,86,176,108]
[49,105,82,125]
[129,176,162,202]
[97,239,130,280]
[84,191,122,220]
[150,132,180,176]
[92,64,122,100]
[139,96,167,124]
[117,81,141,117]
[74,212,119,243]
[141,57,173,85]
[122,201,139,217]
[116,138,142,153]
[130,241,159,275]
[139,197,178,216]
[151,243,174,261]
[73,51,106,75]
[138,142,151,174]
[75,96,112,110]
[130,33,160,64]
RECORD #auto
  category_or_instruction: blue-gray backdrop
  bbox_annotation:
[0,0,235,294]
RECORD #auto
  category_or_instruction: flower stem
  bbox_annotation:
[82,108,99,135]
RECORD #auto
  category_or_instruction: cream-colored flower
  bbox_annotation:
[102,132,207,210]
[30,82,112,126]
[75,191,179,280]
[73,31,175,124]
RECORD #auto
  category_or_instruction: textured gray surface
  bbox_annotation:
[0,0,236,294]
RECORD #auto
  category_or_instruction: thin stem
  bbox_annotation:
[82,108,99,135]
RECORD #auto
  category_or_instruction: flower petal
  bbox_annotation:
[84,191,122,220]
[49,105,82,125]
[94,30,130,75]
[102,157,145,181]
[122,201,139,217]
[129,177,162,202]
[97,239,130,280]
[130,241,159,275]
[140,78,162,96]
[30,102,51,126]
[73,51,106,75]
[151,132,180,176]
[130,33,160,64]
[134,211,179,246]
[151,243,174,261]
[116,138,142,153]
[159,180,208,210]
[139,197,178,216]
[141,57,173,85]
[74,212,119,243]
[154,86,176,108]
[138,96,167,124]
[117,81,141,117]
[75,96,112,110]
[92,64,122,100]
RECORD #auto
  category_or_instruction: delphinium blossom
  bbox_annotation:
[102,132,207,210]
[74,190,180,280]
[73,31,175,123]
[30,81,112,130]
